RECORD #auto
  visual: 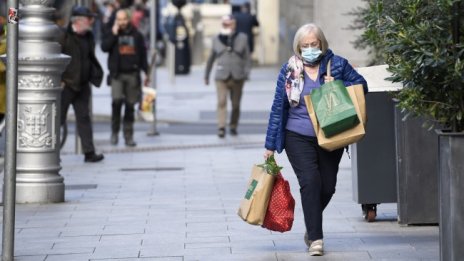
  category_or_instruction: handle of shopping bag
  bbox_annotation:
[258,155,282,176]
[326,59,332,82]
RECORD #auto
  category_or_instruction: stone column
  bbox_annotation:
[15,0,70,203]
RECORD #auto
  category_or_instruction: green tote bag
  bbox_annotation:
[310,60,359,138]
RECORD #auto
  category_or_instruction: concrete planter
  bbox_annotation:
[394,108,439,225]
[437,131,464,261]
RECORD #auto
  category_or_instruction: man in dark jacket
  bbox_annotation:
[233,2,259,53]
[101,9,149,147]
[59,6,104,163]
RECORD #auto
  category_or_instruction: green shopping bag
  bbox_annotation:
[310,61,359,138]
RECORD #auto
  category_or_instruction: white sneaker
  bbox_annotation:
[308,239,324,256]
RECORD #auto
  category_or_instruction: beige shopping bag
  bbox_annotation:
[238,165,276,225]
[304,84,366,151]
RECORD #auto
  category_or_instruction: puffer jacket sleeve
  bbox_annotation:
[265,64,287,151]
[339,58,368,93]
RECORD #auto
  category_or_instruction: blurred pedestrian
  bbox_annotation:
[233,2,259,53]
[59,6,104,163]
[102,0,118,25]
[230,0,248,13]
[263,23,367,256]
[204,15,251,138]
[131,1,150,47]
[104,0,133,31]
[101,9,149,147]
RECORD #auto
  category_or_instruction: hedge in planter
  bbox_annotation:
[360,0,464,131]
[357,1,464,260]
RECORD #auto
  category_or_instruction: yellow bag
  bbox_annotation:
[237,165,276,225]
[304,84,366,151]
[138,86,157,122]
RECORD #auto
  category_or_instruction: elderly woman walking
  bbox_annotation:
[264,23,367,256]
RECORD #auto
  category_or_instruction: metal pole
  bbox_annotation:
[75,127,82,154]
[2,2,19,260]
[168,40,176,85]
[73,0,85,153]
[147,0,159,136]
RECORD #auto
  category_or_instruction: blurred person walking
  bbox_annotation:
[230,0,248,13]
[103,0,133,31]
[131,1,150,47]
[263,23,367,256]
[204,15,251,138]
[59,6,104,163]
[233,2,259,54]
[101,9,149,147]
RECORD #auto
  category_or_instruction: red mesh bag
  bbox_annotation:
[262,173,295,232]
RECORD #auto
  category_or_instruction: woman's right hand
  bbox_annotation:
[263,150,274,160]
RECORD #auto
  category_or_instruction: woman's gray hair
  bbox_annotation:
[292,23,329,58]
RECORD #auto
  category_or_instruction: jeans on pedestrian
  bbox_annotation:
[284,130,344,241]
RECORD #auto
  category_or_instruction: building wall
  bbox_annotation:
[158,0,369,67]
[277,0,314,64]
[163,2,280,65]
[314,0,369,67]
[277,0,369,67]
[255,0,279,65]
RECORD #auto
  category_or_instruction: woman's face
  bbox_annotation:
[300,32,320,50]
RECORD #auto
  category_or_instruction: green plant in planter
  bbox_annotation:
[348,0,397,65]
[356,0,464,132]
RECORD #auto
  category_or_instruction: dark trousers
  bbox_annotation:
[61,85,95,154]
[285,130,344,241]
[110,72,140,139]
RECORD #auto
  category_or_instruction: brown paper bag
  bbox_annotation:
[304,84,366,151]
[237,165,276,225]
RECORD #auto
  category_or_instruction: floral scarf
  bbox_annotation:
[285,55,305,107]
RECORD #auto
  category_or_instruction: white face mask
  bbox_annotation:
[301,47,322,63]
[220,28,232,36]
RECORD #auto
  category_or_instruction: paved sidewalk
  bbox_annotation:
[5,132,439,261]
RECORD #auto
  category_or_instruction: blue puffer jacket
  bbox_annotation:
[264,49,368,153]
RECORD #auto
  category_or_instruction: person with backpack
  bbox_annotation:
[204,15,251,138]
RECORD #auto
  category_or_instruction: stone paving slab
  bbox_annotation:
[0,134,439,260]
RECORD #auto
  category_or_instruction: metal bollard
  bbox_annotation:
[167,36,176,85]
[147,0,159,136]
[15,0,70,203]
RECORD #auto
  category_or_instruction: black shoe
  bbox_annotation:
[125,138,137,147]
[230,128,238,136]
[84,152,104,163]
[218,128,225,138]
[110,133,118,145]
